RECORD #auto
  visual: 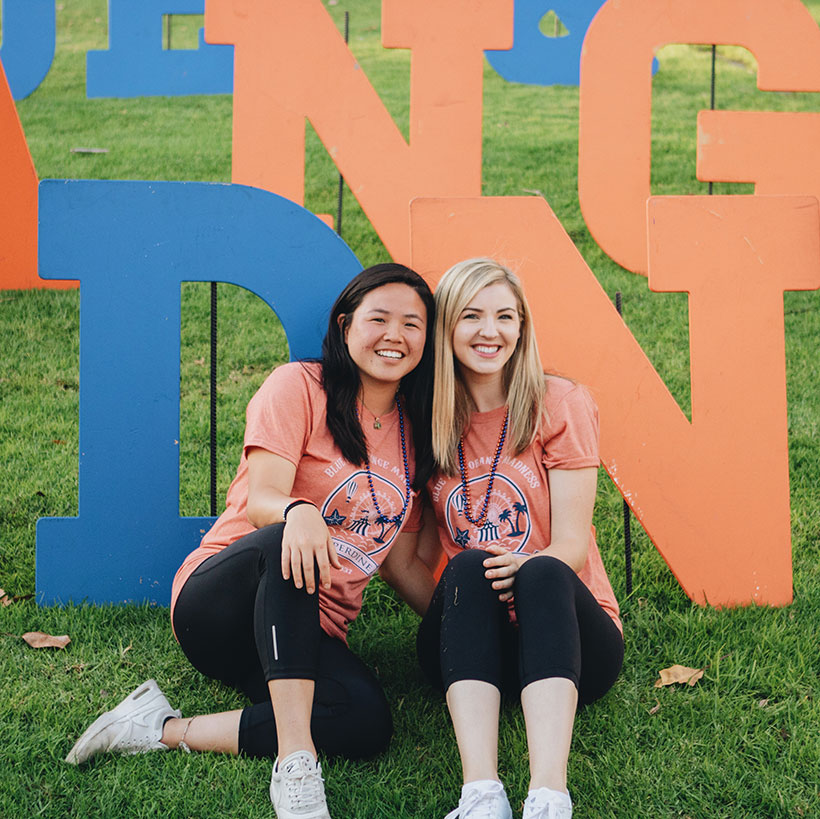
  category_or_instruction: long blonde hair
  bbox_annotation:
[432,258,546,475]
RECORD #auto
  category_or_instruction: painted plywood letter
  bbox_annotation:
[411,195,820,606]
[87,0,233,98]
[205,0,512,262]
[698,110,820,206]
[486,0,602,87]
[578,0,820,274]
[0,0,55,100]
[36,180,360,604]
[0,61,73,290]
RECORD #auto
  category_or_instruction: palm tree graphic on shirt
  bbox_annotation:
[508,502,528,536]
[373,514,400,544]
[494,505,528,538]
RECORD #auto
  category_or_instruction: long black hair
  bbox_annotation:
[320,262,435,488]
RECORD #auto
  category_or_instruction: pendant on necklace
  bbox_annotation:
[373,419,382,430]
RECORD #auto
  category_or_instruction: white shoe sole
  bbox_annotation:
[65,679,174,765]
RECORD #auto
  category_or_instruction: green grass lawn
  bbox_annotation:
[2,2,820,816]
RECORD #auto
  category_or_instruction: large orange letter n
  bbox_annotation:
[411,194,819,607]
[204,0,513,262]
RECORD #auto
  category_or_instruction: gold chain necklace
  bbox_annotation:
[359,395,392,429]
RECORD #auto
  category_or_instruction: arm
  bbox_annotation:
[483,466,597,599]
[246,446,341,594]
[541,465,596,572]
[415,501,444,573]
[379,528,438,616]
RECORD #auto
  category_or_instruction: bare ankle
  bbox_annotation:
[277,744,317,762]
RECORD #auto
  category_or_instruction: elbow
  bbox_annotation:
[245,497,268,530]
[378,563,399,589]
[543,539,588,574]
[245,504,259,530]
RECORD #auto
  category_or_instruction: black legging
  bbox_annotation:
[417,549,623,706]
[172,523,392,760]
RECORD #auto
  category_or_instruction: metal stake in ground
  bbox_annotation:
[210,282,218,516]
[615,291,633,597]
[708,44,716,196]
[335,12,350,238]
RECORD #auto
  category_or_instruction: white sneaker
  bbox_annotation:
[522,787,573,819]
[65,679,180,764]
[270,750,331,819]
[444,780,512,819]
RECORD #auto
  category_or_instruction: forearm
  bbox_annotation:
[381,555,437,617]
[246,490,308,530]
[533,540,587,574]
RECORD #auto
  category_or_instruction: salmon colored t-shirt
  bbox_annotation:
[171,362,422,642]
[427,376,621,632]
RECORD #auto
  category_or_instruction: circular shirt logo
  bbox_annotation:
[444,473,530,553]
[321,470,406,575]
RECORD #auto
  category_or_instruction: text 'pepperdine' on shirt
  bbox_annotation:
[171,362,422,641]
[427,376,621,631]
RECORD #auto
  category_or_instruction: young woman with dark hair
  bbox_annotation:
[66,263,439,819]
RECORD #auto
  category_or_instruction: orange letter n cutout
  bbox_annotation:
[412,194,819,606]
[205,0,512,262]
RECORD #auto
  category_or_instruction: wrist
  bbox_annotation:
[283,498,316,522]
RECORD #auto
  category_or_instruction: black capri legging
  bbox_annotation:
[417,549,623,707]
[172,523,392,760]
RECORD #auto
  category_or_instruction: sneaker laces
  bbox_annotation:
[445,785,505,819]
[281,756,325,809]
[523,788,572,819]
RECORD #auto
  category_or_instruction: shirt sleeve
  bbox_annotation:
[541,381,600,470]
[400,489,423,533]
[243,363,315,467]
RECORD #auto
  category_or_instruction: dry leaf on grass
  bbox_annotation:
[648,698,661,715]
[22,631,71,649]
[0,588,34,607]
[655,664,704,688]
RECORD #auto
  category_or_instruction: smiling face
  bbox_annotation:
[341,282,428,395]
[451,281,521,384]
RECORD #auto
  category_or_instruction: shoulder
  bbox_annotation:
[540,375,598,438]
[538,376,600,464]
[543,375,597,415]
[248,361,325,414]
[258,360,322,394]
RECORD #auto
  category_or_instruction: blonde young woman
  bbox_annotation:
[416,259,623,819]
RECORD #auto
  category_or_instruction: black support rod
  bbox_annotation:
[335,12,350,237]
[615,291,633,596]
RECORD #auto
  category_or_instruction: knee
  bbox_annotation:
[350,692,393,758]
[245,524,288,569]
[325,674,393,759]
[443,548,491,582]
[516,554,574,593]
